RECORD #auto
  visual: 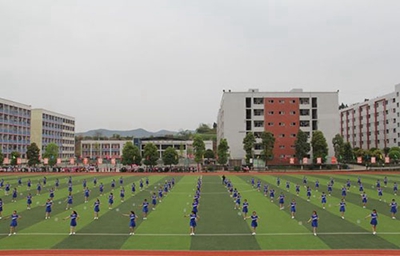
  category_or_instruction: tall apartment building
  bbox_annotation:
[31,109,75,160]
[340,84,400,150]
[81,140,129,159]
[217,89,339,164]
[0,98,31,159]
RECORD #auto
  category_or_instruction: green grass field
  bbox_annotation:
[0,172,399,251]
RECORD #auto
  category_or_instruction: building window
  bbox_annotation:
[279,122,285,126]
[254,98,264,104]
[268,111,274,115]
[279,145,285,149]
[290,122,296,126]
[300,109,310,116]
[279,134,285,138]
[290,100,296,104]
[300,121,310,127]
[254,109,264,116]
[279,100,285,104]
[291,134,296,138]
[279,111,285,115]
[266,99,274,104]
[290,111,296,115]
[299,98,309,104]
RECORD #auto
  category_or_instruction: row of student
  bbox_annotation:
[184,177,202,236]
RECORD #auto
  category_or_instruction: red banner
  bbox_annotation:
[302,157,308,164]
[97,158,103,164]
[357,157,362,164]
[111,158,116,165]
[331,157,337,164]
[16,158,22,165]
[3,157,9,164]
[385,157,390,163]
[44,158,49,165]
[317,157,322,164]
[57,158,62,164]
[289,158,294,164]
[70,158,75,165]
[371,157,376,164]
[83,158,88,165]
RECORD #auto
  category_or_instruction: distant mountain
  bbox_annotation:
[76,128,178,138]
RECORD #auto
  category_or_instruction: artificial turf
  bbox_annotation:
[0,172,399,250]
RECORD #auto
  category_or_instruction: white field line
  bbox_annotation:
[2,232,400,237]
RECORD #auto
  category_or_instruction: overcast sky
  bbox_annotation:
[1,0,400,132]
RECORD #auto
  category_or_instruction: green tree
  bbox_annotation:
[332,134,344,160]
[162,147,179,167]
[179,143,185,159]
[370,148,383,162]
[217,138,229,165]
[121,142,142,165]
[260,131,275,166]
[311,131,328,163]
[143,143,159,167]
[43,143,59,166]
[26,143,40,166]
[294,130,310,163]
[388,148,400,163]
[193,135,205,171]
[342,142,354,163]
[10,151,21,165]
[196,123,213,134]
[383,147,391,156]
[0,147,4,165]
[243,132,256,165]
[204,149,215,161]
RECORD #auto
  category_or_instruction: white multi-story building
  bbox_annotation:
[31,109,75,159]
[0,98,31,160]
[81,140,129,159]
[217,88,339,164]
[340,83,400,150]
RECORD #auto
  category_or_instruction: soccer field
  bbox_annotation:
[0,172,399,251]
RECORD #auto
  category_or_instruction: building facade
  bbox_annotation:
[0,98,31,159]
[138,137,213,159]
[340,84,400,150]
[81,140,129,159]
[31,109,75,160]
[217,89,339,164]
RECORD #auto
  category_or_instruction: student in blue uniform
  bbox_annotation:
[269,189,275,202]
[365,209,378,235]
[49,188,55,201]
[84,187,90,203]
[120,187,125,202]
[26,193,32,209]
[327,182,333,196]
[158,187,163,202]
[82,179,87,189]
[390,199,397,220]
[185,210,199,236]
[308,210,319,236]
[18,178,22,187]
[139,179,144,191]
[247,211,259,235]
[357,176,361,185]
[262,184,268,197]
[251,178,255,188]
[108,193,114,209]
[276,177,280,186]
[256,180,261,192]
[278,193,285,210]
[285,181,290,192]
[0,198,3,219]
[99,183,104,196]
[64,210,79,235]
[131,182,136,196]
[338,198,346,219]
[68,183,73,193]
[242,199,249,220]
[55,178,59,190]
[377,188,383,201]
[384,176,388,187]
[289,199,296,219]
[68,176,73,185]
[235,193,241,210]
[303,176,308,186]
[142,199,149,219]
[11,188,17,202]
[192,199,199,214]
[330,177,334,185]
[123,210,138,235]
[295,184,300,196]
[359,182,364,192]
[315,180,320,191]
[119,176,124,187]
[145,177,149,188]
[151,192,157,210]
[320,192,327,209]
[93,198,100,219]
[306,186,312,201]
[44,198,53,219]
[376,180,381,189]
[43,176,47,187]
[65,192,73,210]
[7,210,21,236]
[361,192,368,208]
[341,186,347,198]
[346,179,351,190]
[27,179,31,191]
[93,177,97,187]
[36,182,42,195]
[5,183,10,196]
[111,179,116,191]
[394,182,398,196]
